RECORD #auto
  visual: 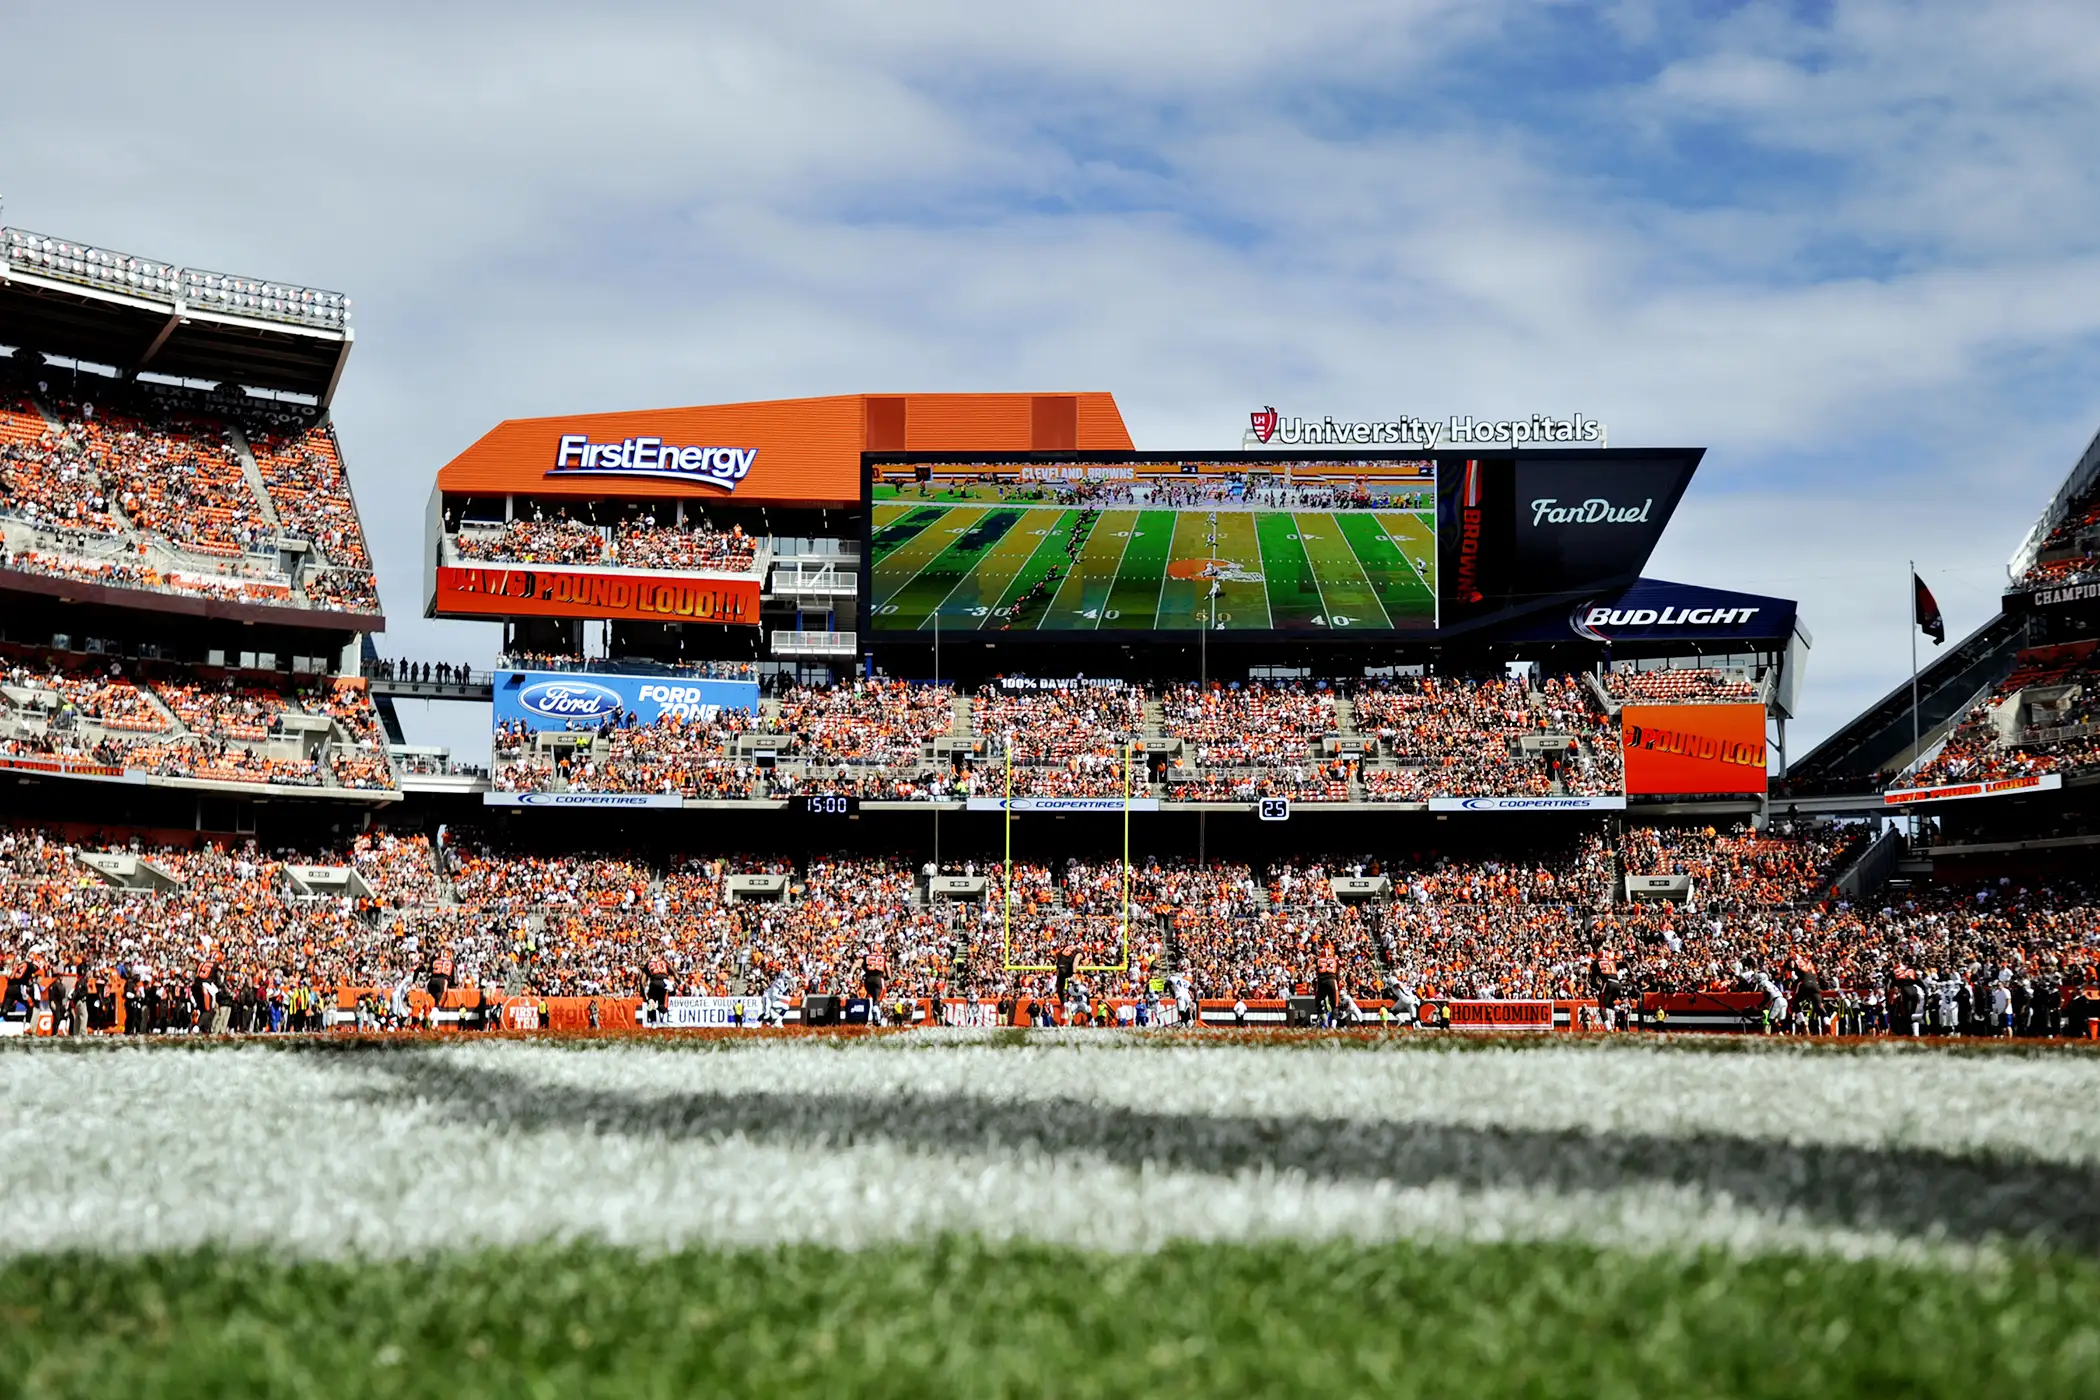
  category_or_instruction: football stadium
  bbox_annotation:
[5,218,2100,1395]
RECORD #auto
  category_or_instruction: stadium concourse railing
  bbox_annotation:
[0,512,380,616]
[0,684,403,802]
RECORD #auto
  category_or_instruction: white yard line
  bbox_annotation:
[1,1039,2091,1262]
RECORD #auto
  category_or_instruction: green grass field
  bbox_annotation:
[10,1034,2100,1398]
[870,500,1437,632]
[8,1239,2097,1399]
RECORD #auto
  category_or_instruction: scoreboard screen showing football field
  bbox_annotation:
[868,458,1438,634]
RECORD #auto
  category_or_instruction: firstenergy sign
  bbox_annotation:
[549,435,757,492]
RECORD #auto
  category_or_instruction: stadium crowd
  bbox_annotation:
[1903,645,2100,788]
[6,816,2094,1034]
[1602,668,1760,705]
[451,512,761,573]
[2012,478,2100,591]
[0,370,379,613]
[489,673,1653,803]
[0,657,395,792]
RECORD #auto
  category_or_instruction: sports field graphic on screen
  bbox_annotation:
[869,460,1437,633]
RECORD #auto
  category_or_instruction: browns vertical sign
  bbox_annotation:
[1620,702,1768,796]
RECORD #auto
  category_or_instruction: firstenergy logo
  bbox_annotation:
[549,435,757,491]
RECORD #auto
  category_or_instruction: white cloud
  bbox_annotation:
[3,0,2099,763]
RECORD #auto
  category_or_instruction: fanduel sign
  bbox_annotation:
[1248,409,1606,449]
[1531,497,1651,527]
[549,435,757,491]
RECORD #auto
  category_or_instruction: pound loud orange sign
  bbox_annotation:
[1620,702,1768,796]
[433,566,760,626]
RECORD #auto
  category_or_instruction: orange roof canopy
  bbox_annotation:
[434,392,1133,505]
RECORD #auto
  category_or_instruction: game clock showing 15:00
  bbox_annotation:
[796,795,859,816]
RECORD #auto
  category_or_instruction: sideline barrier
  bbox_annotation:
[1194,997,1598,1030]
[6,977,2086,1037]
[1416,999,1555,1031]
[1638,990,1766,1032]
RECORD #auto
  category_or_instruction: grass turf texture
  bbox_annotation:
[5,1240,2097,1399]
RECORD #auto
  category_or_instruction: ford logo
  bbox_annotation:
[518,680,624,721]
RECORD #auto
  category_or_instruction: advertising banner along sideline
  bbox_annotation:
[1419,999,1557,1030]
[1621,702,1769,796]
[1426,795,1627,812]
[965,796,1161,813]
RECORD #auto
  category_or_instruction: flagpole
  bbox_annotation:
[1909,560,1922,849]
[1909,559,1920,769]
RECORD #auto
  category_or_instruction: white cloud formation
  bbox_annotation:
[2,0,2097,764]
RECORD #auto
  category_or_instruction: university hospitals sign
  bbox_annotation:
[1248,409,1609,449]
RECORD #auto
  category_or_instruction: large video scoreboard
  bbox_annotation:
[866,449,1699,642]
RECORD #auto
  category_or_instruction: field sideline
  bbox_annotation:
[5,1033,2096,1397]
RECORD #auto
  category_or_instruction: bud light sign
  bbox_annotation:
[493,669,759,733]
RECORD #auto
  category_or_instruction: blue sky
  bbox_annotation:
[5,0,2099,760]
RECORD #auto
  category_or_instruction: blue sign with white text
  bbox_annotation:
[492,670,760,733]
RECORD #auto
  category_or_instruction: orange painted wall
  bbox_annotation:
[435,392,1132,505]
[1621,703,1770,796]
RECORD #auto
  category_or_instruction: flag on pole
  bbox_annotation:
[1913,572,1945,645]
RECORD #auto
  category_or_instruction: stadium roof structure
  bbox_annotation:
[0,227,351,404]
[434,392,1134,506]
[2008,419,2100,585]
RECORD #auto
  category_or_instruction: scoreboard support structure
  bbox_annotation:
[1001,739,1135,977]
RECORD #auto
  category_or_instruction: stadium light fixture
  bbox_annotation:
[2,227,349,332]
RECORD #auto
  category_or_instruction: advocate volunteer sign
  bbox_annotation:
[434,565,761,626]
[1621,702,1768,796]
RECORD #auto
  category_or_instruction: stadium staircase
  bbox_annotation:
[138,684,183,732]
[1583,672,1618,717]
[1827,823,1904,902]
[1783,609,2029,801]
[224,427,283,530]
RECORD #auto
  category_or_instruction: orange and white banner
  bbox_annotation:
[1884,772,2061,806]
